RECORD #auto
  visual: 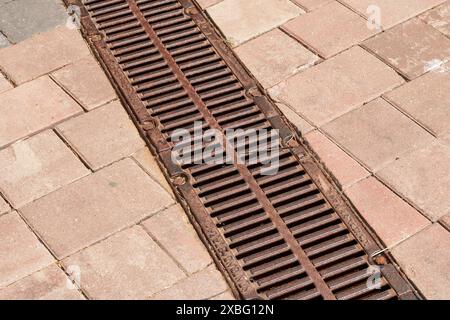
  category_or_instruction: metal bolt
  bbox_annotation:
[173,175,187,186]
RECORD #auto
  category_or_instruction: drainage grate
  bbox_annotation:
[68,0,419,300]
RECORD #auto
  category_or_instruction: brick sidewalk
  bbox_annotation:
[201,0,450,299]
[0,0,232,300]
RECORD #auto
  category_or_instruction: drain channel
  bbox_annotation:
[68,0,418,300]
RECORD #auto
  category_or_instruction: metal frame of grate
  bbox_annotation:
[65,0,420,300]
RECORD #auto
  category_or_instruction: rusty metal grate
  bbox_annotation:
[68,0,419,300]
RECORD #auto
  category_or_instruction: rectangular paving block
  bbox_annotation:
[196,0,223,9]
[0,73,12,94]
[420,1,450,37]
[276,103,314,135]
[0,26,90,84]
[52,56,116,111]
[142,205,212,274]
[0,264,84,300]
[56,100,145,170]
[304,130,369,189]
[384,64,450,136]
[0,76,82,149]
[0,130,90,208]
[345,177,430,247]
[322,98,434,171]
[363,19,450,80]
[292,0,333,11]
[0,212,54,288]
[440,214,450,231]
[340,0,446,29]
[235,28,318,88]
[282,1,377,58]
[150,265,229,300]
[207,0,303,47]
[269,46,404,126]
[377,139,450,221]
[0,196,9,215]
[392,224,450,299]
[63,226,185,300]
[0,0,68,43]
[20,159,174,259]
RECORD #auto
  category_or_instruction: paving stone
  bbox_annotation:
[282,2,377,58]
[63,226,185,300]
[210,290,236,300]
[197,0,223,9]
[132,147,174,196]
[384,63,450,136]
[0,26,90,84]
[304,131,369,189]
[0,0,68,43]
[235,28,318,88]
[57,101,145,170]
[0,73,13,93]
[0,130,89,208]
[207,0,303,47]
[340,0,446,29]
[377,139,450,221]
[269,46,403,126]
[363,19,450,80]
[150,265,228,300]
[277,103,314,135]
[291,0,332,11]
[0,32,10,48]
[52,56,116,111]
[0,264,84,300]
[441,214,450,231]
[0,212,54,288]
[420,1,450,37]
[20,159,174,258]
[345,177,430,247]
[0,196,9,215]
[392,224,450,299]
[322,98,433,171]
[142,205,212,274]
[0,76,82,149]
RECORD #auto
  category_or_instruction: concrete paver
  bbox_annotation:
[56,101,145,170]
[441,214,450,231]
[0,73,12,93]
[207,0,303,47]
[197,0,223,9]
[345,177,430,247]
[282,1,377,58]
[235,28,318,88]
[0,196,9,215]
[420,1,450,37]
[277,103,314,135]
[0,212,53,288]
[0,264,84,300]
[269,46,404,126]
[0,32,9,48]
[292,0,332,11]
[0,76,82,149]
[20,159,174,258]
[0,130,89,208]
[392,224,450,299]
[63,226,185,300]
[363,19,450,80]
[322,98,434,171]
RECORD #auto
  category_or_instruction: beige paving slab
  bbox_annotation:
[207,0,303,47]
[269,46,404,126]
[0,212,53,288]
[392,224,450,300]
[305,131,369,189]
[197,0,223,9]
[63,226,185,300]
[0,26,90,84]
[340,0,447,29]
[0,130,89,208]
[149,265,229,300]
[0,76,82,149]
[292,0,333,11]
[277,103,314,135]
[52,56,116,111]
[363,19,450,80]
[441,214,450,231]
[0,264,84,300]
[282,1,377,58]
[377,139,450,221]
[345,177,430,247]
[235,28,318,88]
[384,63,450,136]
[322,98,434,171]
[142,205,212,274]
[210,290,236,300]
[0,73,13,94]
[20,159,174,259]
[57,100,145,170]
[420,1,450,37]
[0,196,9,215]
